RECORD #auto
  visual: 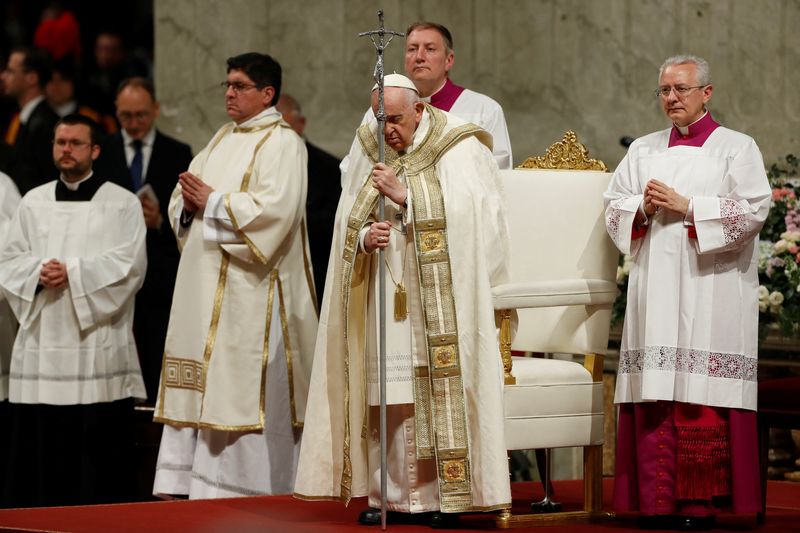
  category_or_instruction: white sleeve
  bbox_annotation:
[65,198,148,331]
[202,191,242,244]
[484,106,513,170]
[604,147,646,257]
[691,138,771,254]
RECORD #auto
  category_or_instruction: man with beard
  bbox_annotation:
[0,114,147,507]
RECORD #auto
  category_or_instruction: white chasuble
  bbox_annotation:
[295,105,512,513]
[155,107,318,431]
[605,127,771,411]
[0,172,21,401]
[0,181,147,404]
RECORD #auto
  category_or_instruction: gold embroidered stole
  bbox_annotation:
[338,105,486,511]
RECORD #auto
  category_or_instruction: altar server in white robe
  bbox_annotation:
[294,75,511,528]
[0,114,147,508]
[605,55,770,530]
[0,171,20,490]
[153,52,318,499]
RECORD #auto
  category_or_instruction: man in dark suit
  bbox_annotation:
[1,46,60,194]
[95,77,192,403]
[276,93,341,310]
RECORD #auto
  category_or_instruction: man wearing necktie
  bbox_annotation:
[95,77,192,403]
[1,46,60,194]
[129,138,144,190]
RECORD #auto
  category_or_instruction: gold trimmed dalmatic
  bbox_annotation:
[154,108,318,431]
[295,105,512,512]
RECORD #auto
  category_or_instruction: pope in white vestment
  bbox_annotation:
[153,53,318,499]
[295,76,511,522]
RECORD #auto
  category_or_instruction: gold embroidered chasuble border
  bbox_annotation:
[155,120,308,432]
[337,105,488,512]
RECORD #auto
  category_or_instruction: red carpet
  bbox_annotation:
[0,479,797,532]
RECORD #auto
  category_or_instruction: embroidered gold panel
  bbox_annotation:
[408,166,473,512]
[164,356,204,392]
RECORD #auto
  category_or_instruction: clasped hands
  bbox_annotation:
[40,259,67,289]
[364,163,408,253]
[141,196,162,229]
[179,171,214,213]
[644,179,690,217]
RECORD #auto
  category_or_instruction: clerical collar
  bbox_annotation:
[121,126,156,148]
[668,110,719,148]
[233,106,282,133]
[19,95,45,124]
[423,78,465,112]
[56,171,105,201]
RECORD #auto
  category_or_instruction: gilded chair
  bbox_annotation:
[493,132,618,527]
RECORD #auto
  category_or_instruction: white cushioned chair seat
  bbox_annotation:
[492,279,618,309]
[504,356,604,450]
[512,355,592,385]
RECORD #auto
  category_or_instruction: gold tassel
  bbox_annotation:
[394,283,408,321]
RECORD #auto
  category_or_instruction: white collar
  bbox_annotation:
[19,95,46,124]
[420,79,447,103]
[235,106,282,129]
[60,170,94,191]
[54,101,78,117]
[675,110,708,136]
[121,126,157,147]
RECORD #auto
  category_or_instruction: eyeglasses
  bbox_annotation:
[53,139,92,149]
[118,111,151,122]
[654,85,707,98]
[220,81,261,94]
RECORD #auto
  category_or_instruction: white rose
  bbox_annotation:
[780,230,800,243]
[768,291,785,306]
[774,240,789,254]
[759,300,768,312]
[758,285,769,300]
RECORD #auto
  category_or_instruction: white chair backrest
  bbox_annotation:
[500,169,619,354]
[501,169,615,282]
